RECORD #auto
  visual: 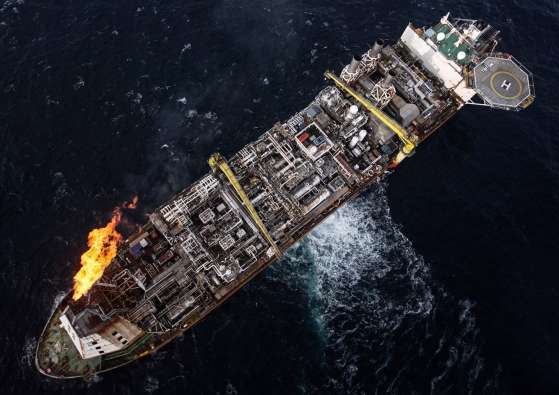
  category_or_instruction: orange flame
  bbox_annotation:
[72,209,122,301]
[71,196,139,301]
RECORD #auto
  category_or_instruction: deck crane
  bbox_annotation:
[208,153,281,257]
[324,70,416,158]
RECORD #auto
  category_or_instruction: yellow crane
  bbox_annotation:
[324,70,416,156]
[208,153,281,257]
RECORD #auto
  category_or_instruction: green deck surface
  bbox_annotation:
[37,298,164,378]
[36,306,101,377]
[430,24,472,65]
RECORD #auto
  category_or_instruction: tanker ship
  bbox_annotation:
[36,14,534,379]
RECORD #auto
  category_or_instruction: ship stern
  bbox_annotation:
[35,295,101,379]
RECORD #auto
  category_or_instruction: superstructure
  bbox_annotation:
[36,14,534,379]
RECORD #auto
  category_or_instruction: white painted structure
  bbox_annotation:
[400,25,476,103]
[59,308,143,359]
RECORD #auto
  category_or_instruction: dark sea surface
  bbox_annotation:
[1,1,558,394]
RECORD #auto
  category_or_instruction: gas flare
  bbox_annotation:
[72,196,138,301]
[72,209,122,301]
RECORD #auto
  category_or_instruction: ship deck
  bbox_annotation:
[430,23,472,65]
[36,296,101,378]
[36,296,165,378]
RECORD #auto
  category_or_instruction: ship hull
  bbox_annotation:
[35,110,456,379]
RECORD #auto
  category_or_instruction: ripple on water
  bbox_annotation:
[277,184,499,393]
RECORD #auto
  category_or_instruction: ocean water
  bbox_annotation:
[1,1,559,394]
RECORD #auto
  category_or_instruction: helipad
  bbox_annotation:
[473,56,533,109]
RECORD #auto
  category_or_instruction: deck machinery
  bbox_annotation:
[36,14,534,379]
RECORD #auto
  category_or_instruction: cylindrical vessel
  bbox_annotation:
[348,55,362,74]
[370,39,384,57]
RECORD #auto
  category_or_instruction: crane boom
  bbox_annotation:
[208,153,281,257]
[324,70,416,156]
